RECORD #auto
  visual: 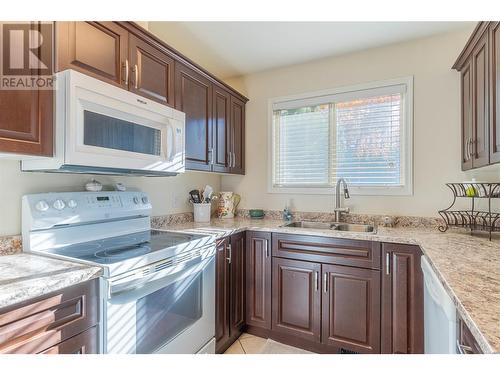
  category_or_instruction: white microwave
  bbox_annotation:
[23,69,185,176]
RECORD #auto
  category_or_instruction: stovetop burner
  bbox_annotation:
[45,230,206,266]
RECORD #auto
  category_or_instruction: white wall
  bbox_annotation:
[0,160,220,236]
[222,27,500,218]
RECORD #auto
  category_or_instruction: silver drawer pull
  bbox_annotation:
[314,271,319,291]
[323,273,328,293]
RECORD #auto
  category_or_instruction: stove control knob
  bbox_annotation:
[67,199,77,209]
[133,197,140,204]
[141,196,148,204]
[53,199,66,210]
[35,200,49,212]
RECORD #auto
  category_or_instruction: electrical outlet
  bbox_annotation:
[171,191,183,209]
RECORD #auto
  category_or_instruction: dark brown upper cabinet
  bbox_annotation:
[272,257,321,343]
[215,232,246,353]
[490,22,500,164]
[230,95,246,174]
[129,34,175,106]
[212,86,231,173]
[56,22,129,88]
[175,61,213,171]
[0,22,53,156]
[55,21,247,173]
[0,90,53,156]
[381,243,424,354]
[246,231,272,330]
[453,21,500,170]
[322,264,381,354]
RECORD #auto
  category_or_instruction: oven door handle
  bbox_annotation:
[108,254,214,302]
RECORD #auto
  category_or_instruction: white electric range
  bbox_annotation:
[22,191,216,354]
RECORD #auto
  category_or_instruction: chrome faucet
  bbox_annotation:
[334,178,350,222]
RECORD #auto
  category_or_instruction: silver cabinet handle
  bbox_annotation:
[134,64,139,89]
[123,59,129,85]
[226,243,232,264]
[465,138,470,161]
[468,138,474,160]
[209,148,214,165]
[232,152,236,168]
[323,273,328,293]
[228,151,232,168]
[314,271,319,291]
[386,252,390,275]
[265,239,270,258]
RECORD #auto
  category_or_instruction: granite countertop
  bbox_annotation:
[0,253,102,310]
[159,218,500,354]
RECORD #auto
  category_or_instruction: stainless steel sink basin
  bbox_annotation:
[282,221,375,233]
[282,221,334,229]
[332,223,375,233]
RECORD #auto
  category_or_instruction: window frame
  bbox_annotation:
[267,76,414,196]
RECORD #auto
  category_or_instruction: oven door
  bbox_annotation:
[60,69,185,173]
[103,247,215,354]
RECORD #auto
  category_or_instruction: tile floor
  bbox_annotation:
[224,333,313,354]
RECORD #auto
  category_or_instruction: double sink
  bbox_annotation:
[282,221,375,233]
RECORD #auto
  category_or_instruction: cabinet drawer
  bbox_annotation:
[40,326,98,354]
[272,233,381,270]
[0,280,99,354]
[458,318,483,354]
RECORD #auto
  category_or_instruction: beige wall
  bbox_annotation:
[0,160,220,236]
[222,27,500,218]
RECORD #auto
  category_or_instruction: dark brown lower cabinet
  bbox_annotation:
[0,279,99,354]
[215,232,246,353]
[228,232,424,354]
[272,258,321,343]
[381,243,424,354]
[246,231,272,329]
[322,264,381,354]
[40,326,98,354]
[215,237,230,350]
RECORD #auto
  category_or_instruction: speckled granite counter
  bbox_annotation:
[0,253,102,310]
[158,218,500,354]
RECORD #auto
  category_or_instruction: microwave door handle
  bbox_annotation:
[108,255,213,301]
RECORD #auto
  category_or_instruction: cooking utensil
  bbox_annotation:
[189,189,202,204]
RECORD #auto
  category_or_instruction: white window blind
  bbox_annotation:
[270,79,412,194]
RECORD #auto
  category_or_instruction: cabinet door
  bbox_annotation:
[215,237,230,353]
[128,34,174,106]
[461,58,474,170]
[175,62,213,171]
[230,232,246,337]
[230,95,245,174]
[0,22,53,156]
[272,258,321,342]
[472,30,490,168]
[40,326,98,354]
[246,231,272,329]
[212,86,231,173]
[490,22,500,164]
[381,243,424,354]
[322,264,381,354]
[56,22,128,88]
[0,89,53,156]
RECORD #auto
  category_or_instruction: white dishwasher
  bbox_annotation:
[421,256,457,353]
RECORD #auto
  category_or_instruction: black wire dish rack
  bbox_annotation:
[438,182,500,240]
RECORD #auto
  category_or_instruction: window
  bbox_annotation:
[269,77,413,195]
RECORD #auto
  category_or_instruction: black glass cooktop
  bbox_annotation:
[45,230,203,264]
